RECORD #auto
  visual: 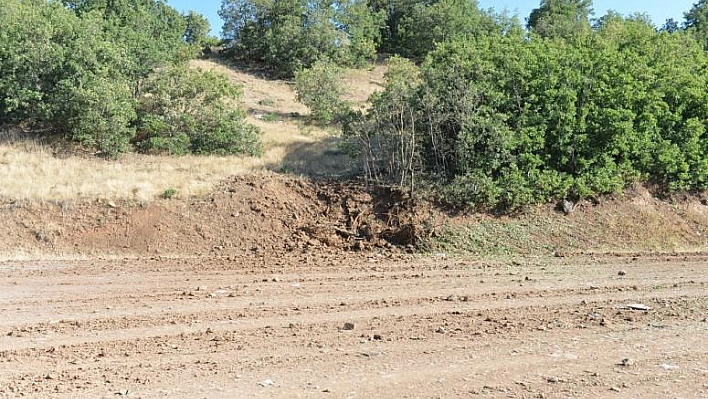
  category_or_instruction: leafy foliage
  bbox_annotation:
[294,60,350,125]
[219,0,385,77]
[0,0,260,158]
[685,0,708,49]
[527,0,593,39]
[396,0,498,58]
[347,9,708,211]
[136,66,262,156]
[344,56,421,187]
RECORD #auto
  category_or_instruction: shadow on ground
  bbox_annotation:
[269,136,358,178]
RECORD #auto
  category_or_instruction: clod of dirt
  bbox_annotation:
[116,388,129,396]
[373,334,383,341]
[619,358,635,367]
[436,327,447,334]
[618,270,627,276]
[342,322,355,331]
[546,376,558,383]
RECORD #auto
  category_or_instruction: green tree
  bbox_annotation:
[527,0,593,39]
[66,75,137,158]
[184,10,211,45]
[397,0,497,58]
[219,0,384,77]
[685,0,708,48]
[63,0,189,83]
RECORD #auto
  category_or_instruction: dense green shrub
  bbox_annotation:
[136,66,262,156]
[396,0,498,58]
[0,0,261,158]
[66,76,137,158]
[294,60,349,125]
[347,11,708,211]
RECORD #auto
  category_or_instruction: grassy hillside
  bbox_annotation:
[0,58,386,204]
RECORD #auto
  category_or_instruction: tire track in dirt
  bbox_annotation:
[1,255,707,398]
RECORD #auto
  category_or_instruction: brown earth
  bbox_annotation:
[1,175,708,398]
[3,174,708,259]
[1,253,707,398]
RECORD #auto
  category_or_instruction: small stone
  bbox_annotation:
[445,294,458,302]
[342,322,355,331]
[562,199,574,214]
[436,327,447,334]
[609,386,621,392]
[546,377,558,383]
[373,334,383,340]
[618,270,626,276]
[625,304,651,311]
[258,379,274,387]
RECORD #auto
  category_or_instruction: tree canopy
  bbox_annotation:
[219,0,385,77]
[0,0,260,157]
[527,0,593,39]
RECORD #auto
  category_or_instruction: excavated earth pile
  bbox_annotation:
[0,175,421,258]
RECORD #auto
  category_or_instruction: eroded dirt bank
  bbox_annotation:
[3,175,708,259]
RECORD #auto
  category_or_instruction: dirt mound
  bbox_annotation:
[0,174,418,258]
[2,176,708,259]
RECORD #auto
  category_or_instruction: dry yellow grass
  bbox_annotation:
[0,58,386,203]
[0,142,271,203]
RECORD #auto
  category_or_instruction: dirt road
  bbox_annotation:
[1,253,706,398]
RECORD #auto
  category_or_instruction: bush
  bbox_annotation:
[348,13,708,211]
[65,76,137,158]
[343,56,421,186]
[295,60,350,125]
[136,66,262,156]
[162,188,178,199]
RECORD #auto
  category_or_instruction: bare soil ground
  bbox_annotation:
[1,253,706,398]
[1,175,707,398]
